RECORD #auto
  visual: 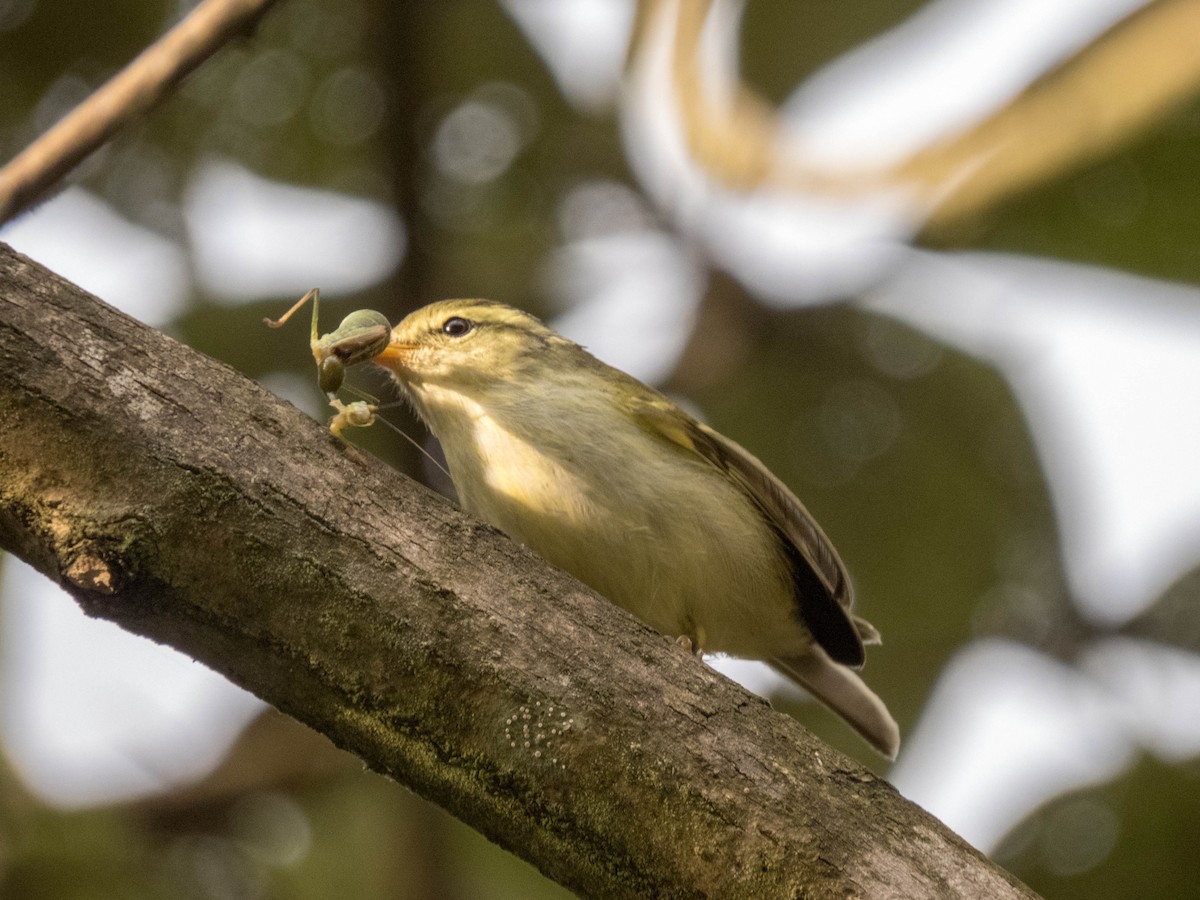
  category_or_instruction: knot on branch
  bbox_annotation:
[53,515,153,607]
[64,547,119,595]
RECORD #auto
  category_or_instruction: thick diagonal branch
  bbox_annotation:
[0,243,1036,899]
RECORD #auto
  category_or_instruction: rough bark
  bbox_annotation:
[0,242,1038,899]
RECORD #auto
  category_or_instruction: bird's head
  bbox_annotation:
[373,299,562,392]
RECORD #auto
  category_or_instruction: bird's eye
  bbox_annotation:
[441,316,472,337]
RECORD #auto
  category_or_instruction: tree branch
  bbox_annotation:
[0,0,283,225]
[0,243,1037,899]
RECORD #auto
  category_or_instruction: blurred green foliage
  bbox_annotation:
[969,95,1200,285]
[997,756,1200,899]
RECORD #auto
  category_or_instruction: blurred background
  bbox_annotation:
[3,0,1200,896]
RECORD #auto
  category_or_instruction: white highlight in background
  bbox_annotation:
[0,187,190,327]
[890,639,1135,851]
[185,158,404,301]
[865,251,1200,624]
[0,559,264,808]
[503,0,636,110]
[783,0,1153,169]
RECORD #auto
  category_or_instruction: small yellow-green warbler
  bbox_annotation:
[315,298,899,758]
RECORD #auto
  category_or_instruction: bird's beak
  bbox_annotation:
[375,341,418,369]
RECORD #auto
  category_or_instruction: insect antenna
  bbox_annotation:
[340,384,451,480]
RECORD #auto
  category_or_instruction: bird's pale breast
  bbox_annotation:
[413,382,814,658]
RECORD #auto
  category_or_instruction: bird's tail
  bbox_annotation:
[770,649,900,759]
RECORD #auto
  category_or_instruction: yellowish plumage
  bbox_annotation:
[354,299,899,757]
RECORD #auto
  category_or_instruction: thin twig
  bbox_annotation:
[0,0,283,226]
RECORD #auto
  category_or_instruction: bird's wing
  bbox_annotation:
[630,395,866,667]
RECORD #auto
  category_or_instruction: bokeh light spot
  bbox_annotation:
[432,98,522,185]
[234,48,310,127]
[0,0,35,33]
[230,792,313,868]
[1038,797,1120,877]
[310,66,386,146]
[817,379,903,466]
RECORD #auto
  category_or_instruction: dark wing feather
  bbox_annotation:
[630,396,865,667]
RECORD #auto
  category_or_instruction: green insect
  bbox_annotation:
[264,288,392,437]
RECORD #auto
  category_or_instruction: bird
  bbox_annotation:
[325,298,899,758]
